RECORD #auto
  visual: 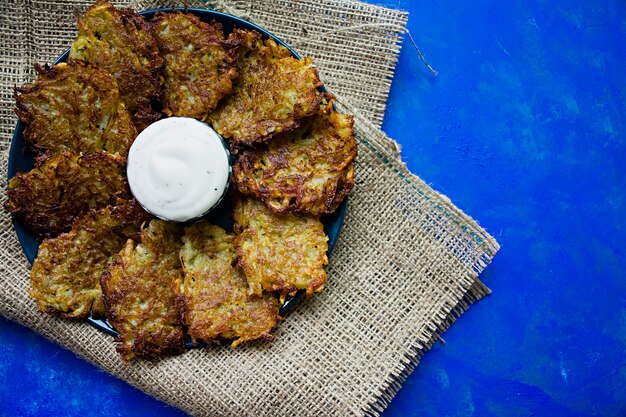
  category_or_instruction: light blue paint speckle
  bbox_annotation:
[559,355,569,385]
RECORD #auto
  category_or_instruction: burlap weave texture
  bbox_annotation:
[0,1,499,416]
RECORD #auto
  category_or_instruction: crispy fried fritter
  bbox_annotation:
[29,200,152,319]
[208,29,323,148]
[101,220,184,361]
[234,98,356,215]
[178,222,280,346]
[14,61,136,156]
[151,12,238,120]
[233,197,328,297]
[5,151,130,237]
[70,0,163,130]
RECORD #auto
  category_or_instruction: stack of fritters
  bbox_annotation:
[8,0,357,361]
[5,151,129,237]
[70,0,164,130]
[30,200,151,318]
[179,222,280,346]
[233,98,356,215]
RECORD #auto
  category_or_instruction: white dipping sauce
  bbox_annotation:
[127,117,230,222]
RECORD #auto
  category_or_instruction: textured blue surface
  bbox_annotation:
[1,1,625,416]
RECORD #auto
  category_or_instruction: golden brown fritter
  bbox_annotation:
[14,61,136,157]
[101,219,184,361]
[233,197,328,297]
[151,11,238,120]
[234,98,356,215]
[208,29,323,148]
[29,200,152,319]
[70,0,163,130]
[5,151,130,237]
[178,222,280,346]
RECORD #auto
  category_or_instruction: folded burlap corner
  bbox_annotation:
[0,1,499,416]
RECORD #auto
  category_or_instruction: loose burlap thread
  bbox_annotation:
[0,1,499,416]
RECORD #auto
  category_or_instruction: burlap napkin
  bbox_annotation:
[0,1,499,416]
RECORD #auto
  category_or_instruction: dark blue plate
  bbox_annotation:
[7,8,347,347]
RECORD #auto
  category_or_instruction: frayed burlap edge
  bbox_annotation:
[335,100,498,416]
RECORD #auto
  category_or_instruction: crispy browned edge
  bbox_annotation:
[233,97,356,215]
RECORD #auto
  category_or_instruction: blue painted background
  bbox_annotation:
[1,1,625,416]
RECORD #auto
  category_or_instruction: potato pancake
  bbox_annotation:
[178,222,280,346]
[29,201,151,319]
[101,220,184,361]
[70,0,163,130]
[151,11,238,120]
[14,61,136,156]
[234,98,356,215]
[233,197,328,297]
[5,151,130,237]
[208,29,323,148]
